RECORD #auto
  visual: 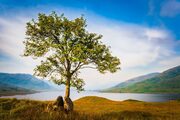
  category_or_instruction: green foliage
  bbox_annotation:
[23,12,120,91]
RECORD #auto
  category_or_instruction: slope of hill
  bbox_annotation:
[105,65,180,93]
[0,73,56,92]
[0,82,35,96]
[103,73,159,92]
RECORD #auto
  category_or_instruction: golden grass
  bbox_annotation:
[74,96,180,119]
[1,96,180,120]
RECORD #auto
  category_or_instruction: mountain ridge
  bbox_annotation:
[0,73,58,96]
[103,72,160,92]
[114,72,159,88]
[104,65,180,93]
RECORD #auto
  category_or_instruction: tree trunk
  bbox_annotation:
[64,76,73,112]
[65,78,70,98]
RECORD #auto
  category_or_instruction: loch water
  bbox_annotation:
[1,90,180,102]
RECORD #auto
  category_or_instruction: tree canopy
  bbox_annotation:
[23,12,120,92]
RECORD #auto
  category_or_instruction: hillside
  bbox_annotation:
[105,65,180,93]
[0,73,57,95]
[0,96,180,120]
[0,82,35,96]
[103,73,159,92]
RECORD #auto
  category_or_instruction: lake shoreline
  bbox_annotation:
[99,90,180,94]
[0,90,63,97]
[1,91,180,102]
[0,91,37,97]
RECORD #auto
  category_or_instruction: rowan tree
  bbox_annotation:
[23,12,120,111]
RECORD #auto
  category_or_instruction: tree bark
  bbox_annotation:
[64,75,73,112]
[65,77,70,98]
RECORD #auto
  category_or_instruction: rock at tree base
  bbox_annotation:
[64,97,73,112]
[46,96,64,111]
[56,96,64,107]
[54,96,64,110]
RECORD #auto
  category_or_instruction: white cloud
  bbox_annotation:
[80,18,179,89]
[0,8,179,89]
[0,17,38,74]
[158,56,180,69]
[161,0,180,17]
[87,20,176,69]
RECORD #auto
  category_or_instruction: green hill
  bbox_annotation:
[0,82,35,96]
[103,73,159,92]
[0,73,56,91]
[0,73,58,96]
[105,65,180,93]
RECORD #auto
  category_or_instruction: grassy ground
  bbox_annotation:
[0,96,180,120]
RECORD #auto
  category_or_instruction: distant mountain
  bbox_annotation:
[104,65,180,93]
[0,82,35,96]
[103,73,159,92]
[0,73,57,93]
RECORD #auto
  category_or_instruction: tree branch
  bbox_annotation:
[71,62,82,75]
[81,66,96,69]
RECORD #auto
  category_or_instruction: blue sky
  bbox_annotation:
[0,0,180,89]
[0,0,180,37]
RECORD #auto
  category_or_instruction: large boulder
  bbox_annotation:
[54,96,64,110]
[55,96,64,107]
[64,97,73,112]
[46,96,64,111]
